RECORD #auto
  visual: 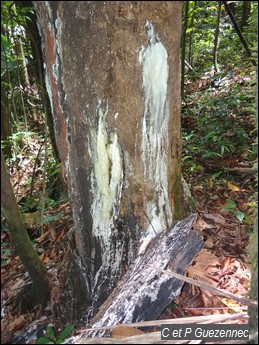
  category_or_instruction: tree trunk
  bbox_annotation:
[240,1,251,32]
[188,1,197,68]
[34,1,182,321]
[15,0,60,163]
[1,88,12,157]
[181,0,189,99]
[213,1,222,72]
[1,151,51,311]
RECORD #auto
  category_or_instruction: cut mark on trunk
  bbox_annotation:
[88,100,124,247]
[139,20,172,241]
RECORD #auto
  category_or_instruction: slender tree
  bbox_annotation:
[1,151,52,311]
[181,0,189,98]
[188,1,198,68]
[213,1,222,72]
[240,1,251,31]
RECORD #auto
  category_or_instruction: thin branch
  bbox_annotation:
[147,265,258,309]
[77,312,248,333]
[222,0,257,67]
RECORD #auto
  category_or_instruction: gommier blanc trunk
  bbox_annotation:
[34,1,183,320]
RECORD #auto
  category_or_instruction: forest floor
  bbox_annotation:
[1,66,258,344]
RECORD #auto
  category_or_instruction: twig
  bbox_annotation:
[142,210,157,235]
[147,265,258,309]
[76,313,248,333]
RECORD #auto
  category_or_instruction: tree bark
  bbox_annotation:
[34,1,182,320]
[1,89,12,157]
[181,0,189,98]
[15,0,60,163]
[240,1,251,32]
[1,151,51,310]
[213,1,222,72]
[188,1,197,68]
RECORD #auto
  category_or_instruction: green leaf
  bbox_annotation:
[48,164,61,177]
[183,155,193,161]
[186,27,194,33]
[59,324,75,341]
[235,210,245,223]
[36,337,54,344]
[244,214,251,225]
[212,171,222,178]
[39,211,64,225]
[3,248,11,256]
[46,326,56,340]
[246,201,257,207]
[223,198,236,210]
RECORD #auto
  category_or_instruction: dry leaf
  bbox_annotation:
[209,176,214,190]
[7,315,26,332]
[225,181,241,192]
[49,224,57,241]
[51,285,61,308]
[188,249,222,286]
[194,218,216,231]
[111,325,144,339]
[43,255,49,264]
[36,229,50,243]
[222,257,232,272]
[221,298,243,313]
[203,213,226,225]
[204,238,214,249]
[55,228,65,242]
[10,278,24,292]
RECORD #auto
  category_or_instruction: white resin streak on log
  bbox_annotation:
[139,20,172,250]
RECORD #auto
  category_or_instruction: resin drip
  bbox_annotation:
[139,20,172,242]
[88,101,123,242]
[87,101,124,288]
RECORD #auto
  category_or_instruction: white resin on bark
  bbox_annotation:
[88,101,123,247]
[139,20,172,246]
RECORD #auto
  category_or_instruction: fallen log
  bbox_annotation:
[66,214,204,343]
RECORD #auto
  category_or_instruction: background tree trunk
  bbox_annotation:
[1,89,12,157]
[213,1,222,73]
[188,1,197,68]
[34,1,182,321]
[15,0,60,163]
[1,151,51,311]
[181,0,189,98]
[240,1,251,32]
